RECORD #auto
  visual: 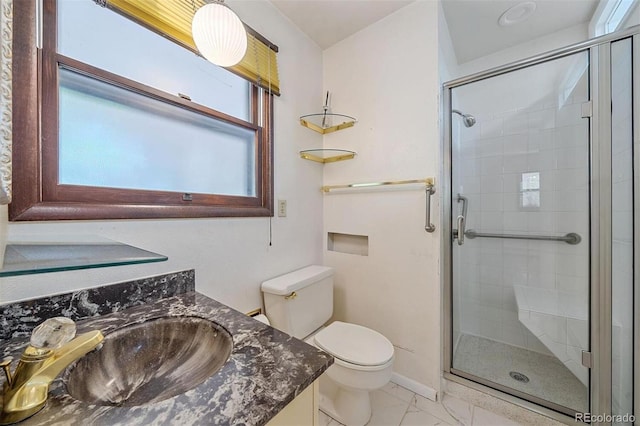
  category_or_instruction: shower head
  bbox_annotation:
[452,109,476,128]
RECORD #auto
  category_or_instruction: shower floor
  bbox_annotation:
[452,334,588,413]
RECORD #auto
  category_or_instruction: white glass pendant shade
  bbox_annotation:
[192,2,248,67]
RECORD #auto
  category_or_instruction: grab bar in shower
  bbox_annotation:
[465,230,581,245]
[424,182,436,233]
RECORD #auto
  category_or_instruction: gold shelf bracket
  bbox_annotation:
[300,150,356,164]
[299,118,356,135]
[299,91,357,135]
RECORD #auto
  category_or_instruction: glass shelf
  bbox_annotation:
[299,149,356,164]
[299,113,356,135]
[0,236,168,277]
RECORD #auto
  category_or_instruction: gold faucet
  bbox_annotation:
[0,318,104,425]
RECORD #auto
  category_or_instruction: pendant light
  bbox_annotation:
[192,0,248,67]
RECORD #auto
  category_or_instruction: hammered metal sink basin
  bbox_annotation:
[66,316,232,406]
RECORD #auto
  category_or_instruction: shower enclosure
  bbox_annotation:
[443,26,639,421]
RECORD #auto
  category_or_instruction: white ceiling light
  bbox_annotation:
[192,0,248,67]
[498,1,537,27]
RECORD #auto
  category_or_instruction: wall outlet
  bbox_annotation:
[277,200,287,217]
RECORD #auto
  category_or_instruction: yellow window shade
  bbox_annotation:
[104,0,281,95]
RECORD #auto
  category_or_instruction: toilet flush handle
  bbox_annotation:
[284,291,297,300]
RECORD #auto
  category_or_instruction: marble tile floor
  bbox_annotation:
[319,382,522,426]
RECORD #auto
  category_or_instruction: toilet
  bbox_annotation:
[261,265,394,426]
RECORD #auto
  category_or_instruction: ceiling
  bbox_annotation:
[269,0,413,49]
[270,0,600,63]
[442,0,599,63]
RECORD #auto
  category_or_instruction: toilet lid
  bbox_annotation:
[314,321,394,366]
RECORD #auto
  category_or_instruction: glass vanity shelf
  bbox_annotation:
[299,113,356,135]
[299,149,356,164]
[0,236,167,277]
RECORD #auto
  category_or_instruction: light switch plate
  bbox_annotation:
[278,200,287,217]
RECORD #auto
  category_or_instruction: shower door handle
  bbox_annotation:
[454,194,468,245]
[456,215,465,245]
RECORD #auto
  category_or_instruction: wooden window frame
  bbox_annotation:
[10,0,274,221]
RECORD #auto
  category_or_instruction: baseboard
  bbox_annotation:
[391,372,438,402]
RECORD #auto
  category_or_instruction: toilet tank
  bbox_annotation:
[261,265,333,339]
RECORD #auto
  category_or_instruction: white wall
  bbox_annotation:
[452,23,589,80]
[622,1,640,28]
[438,1,458,84]
[322,0,441,392]
[0,0,325,313]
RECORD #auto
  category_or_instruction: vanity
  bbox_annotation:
[0,270,333,425]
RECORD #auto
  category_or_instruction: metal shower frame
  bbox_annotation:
[441,25,640,424]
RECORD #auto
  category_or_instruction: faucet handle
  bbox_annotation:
[30,317,77,350]
[1,357,13,386]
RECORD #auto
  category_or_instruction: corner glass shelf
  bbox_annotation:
[299,149,356,164]
[0,236,168,277]
[299,113,356,135]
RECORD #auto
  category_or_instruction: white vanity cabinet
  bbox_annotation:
[266,380,319,426]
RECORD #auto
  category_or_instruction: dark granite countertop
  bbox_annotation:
[0,290,333,425]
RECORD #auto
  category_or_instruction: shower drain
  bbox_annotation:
[509,371,530,383]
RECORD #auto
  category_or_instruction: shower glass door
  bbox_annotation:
[449,50,591,415]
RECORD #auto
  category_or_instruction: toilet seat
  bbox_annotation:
[314,321,394,368]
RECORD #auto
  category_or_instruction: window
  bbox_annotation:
[590,0,639,37]
[520,172,540,209]
[11,0,277,220]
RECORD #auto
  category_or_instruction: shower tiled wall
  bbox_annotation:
[453,71,590,385]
